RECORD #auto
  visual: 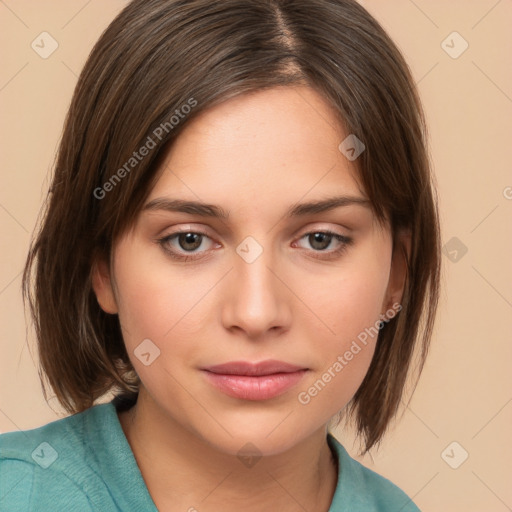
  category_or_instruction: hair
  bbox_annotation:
[23,0,441,454]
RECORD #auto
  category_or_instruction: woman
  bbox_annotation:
[0,1,440,510]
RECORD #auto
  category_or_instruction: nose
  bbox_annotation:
[221,241,292,340]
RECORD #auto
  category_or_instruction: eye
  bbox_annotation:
[157,230,217,261]
[294,230,353,260]
[157,228,353,262]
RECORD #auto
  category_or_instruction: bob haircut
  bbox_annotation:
[23,0,440,454]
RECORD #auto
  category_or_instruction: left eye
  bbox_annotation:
[292,231,352,258]
[295,231,352,252]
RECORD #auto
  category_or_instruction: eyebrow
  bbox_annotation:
[142,195,371,219]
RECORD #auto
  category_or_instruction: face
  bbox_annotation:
[93,85,406,456]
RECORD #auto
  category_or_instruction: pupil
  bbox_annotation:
[311,233,330,250]
[180,233,201,251]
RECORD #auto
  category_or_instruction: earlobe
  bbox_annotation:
[383,229,411,311]
[91,256,118,314]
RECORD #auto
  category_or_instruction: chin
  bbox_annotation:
[192,413,316,458]
[210,433,302,459]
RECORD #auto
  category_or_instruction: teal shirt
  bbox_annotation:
[0,400,420,511]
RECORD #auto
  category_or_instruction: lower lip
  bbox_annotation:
[202,370,308,400]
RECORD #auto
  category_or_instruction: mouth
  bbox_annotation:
[201,360,309,400]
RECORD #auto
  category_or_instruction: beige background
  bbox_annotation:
[1,1,511,511]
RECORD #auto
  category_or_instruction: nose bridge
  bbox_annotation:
[224,234,288,334]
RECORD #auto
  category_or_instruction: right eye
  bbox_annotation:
[157,230,218,261]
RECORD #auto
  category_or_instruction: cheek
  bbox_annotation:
[111,237,205,349]
[303,246,391,350]
[293,243,391,413]
[111,243,216,397]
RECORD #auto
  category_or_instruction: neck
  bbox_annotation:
[117,392,338,512]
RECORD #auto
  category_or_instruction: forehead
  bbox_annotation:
[146,86,367,220]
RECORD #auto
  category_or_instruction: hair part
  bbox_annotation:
[23,0,441,454]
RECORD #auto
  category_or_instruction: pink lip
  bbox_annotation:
[201,360,308,400]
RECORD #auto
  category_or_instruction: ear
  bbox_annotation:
[382,229,410,312]
[91,255,118,314]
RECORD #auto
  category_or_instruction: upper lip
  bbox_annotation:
[202,360,307,376]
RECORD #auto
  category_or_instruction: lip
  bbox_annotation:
[201,360,308,400]
[203,360,305,376]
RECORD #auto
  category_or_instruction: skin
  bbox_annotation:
[92,85,409,512]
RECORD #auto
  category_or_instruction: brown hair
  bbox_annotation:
[23,0,440,454]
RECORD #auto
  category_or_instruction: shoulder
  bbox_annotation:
[0,404,112,512]
[328,434,421,511]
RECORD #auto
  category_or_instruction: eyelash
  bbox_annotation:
[157,229,353,262]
